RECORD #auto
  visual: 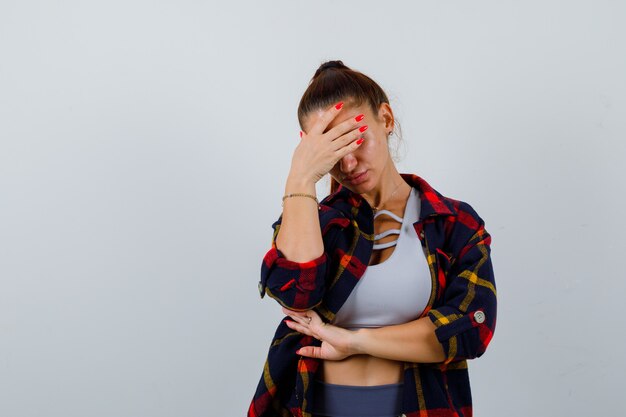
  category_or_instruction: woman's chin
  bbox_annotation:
[347,181,375,195]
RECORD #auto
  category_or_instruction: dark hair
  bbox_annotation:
[297,60,403,195]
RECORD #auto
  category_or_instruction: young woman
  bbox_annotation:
[249,60,497,417]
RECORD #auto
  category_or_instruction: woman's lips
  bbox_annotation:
[347,170,368,184]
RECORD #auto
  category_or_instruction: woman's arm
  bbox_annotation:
[351,317,446,363]
[259,175,327,311]
[275,176,324,262]
[259,176,349,312]
[283,309,445,363]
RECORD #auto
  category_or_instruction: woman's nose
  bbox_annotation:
[340,153,357,173]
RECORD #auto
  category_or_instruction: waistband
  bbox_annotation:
[311,378,404,417]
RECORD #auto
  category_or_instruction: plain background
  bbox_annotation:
[1,1,624,416]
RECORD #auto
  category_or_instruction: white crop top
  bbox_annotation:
[331,186,432,330]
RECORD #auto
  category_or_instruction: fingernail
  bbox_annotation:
[359,125,368,132]
[335,101,344,110]
[354,114,364,122]
[295,349,301,355]
[299,130,303,138]
[356,138,364,145]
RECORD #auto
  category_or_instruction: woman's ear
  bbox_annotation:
[378,102,394,131]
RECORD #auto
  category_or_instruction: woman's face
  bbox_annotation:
[304,102,394,194]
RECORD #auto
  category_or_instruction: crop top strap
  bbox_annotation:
[373,239,401,250]
[373,209,403,223]
[372,209,405,250]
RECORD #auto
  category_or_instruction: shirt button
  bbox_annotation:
[419,231,424,238]
[474,311,485,324]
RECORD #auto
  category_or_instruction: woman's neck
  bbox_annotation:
[361,165,410,211]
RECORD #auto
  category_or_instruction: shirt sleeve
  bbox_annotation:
[258,205,349,311]
[426,205,497,365]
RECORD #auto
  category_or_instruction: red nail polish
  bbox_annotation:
[359,125,368,132]
[354,114,364,122]
[356,138,364,145]
[335,101,344,110]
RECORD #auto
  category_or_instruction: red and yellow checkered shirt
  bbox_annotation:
[248,173,497,417]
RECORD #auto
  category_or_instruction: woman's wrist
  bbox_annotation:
[285,175,316,193]
[287,174,315,187]
[349,328,368,356]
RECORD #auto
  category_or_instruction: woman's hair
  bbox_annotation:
[297,60,403,195]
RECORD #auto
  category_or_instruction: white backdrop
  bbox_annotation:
[1,1,624,416]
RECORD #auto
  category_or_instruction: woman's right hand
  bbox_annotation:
[289,102,368,184]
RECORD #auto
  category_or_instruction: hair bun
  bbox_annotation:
[314,60,348,77]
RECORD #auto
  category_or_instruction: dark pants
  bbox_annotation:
[311,378,404,417]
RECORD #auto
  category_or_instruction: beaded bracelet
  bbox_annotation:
[281,193,319,207]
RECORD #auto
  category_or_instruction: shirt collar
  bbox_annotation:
[322,172,457,222]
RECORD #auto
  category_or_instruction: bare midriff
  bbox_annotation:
[319,194,409,386]
[319,355,405,385]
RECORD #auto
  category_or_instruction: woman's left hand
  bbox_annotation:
[282,306,357,361]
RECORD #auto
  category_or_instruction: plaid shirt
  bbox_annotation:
[248,173,497,417]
